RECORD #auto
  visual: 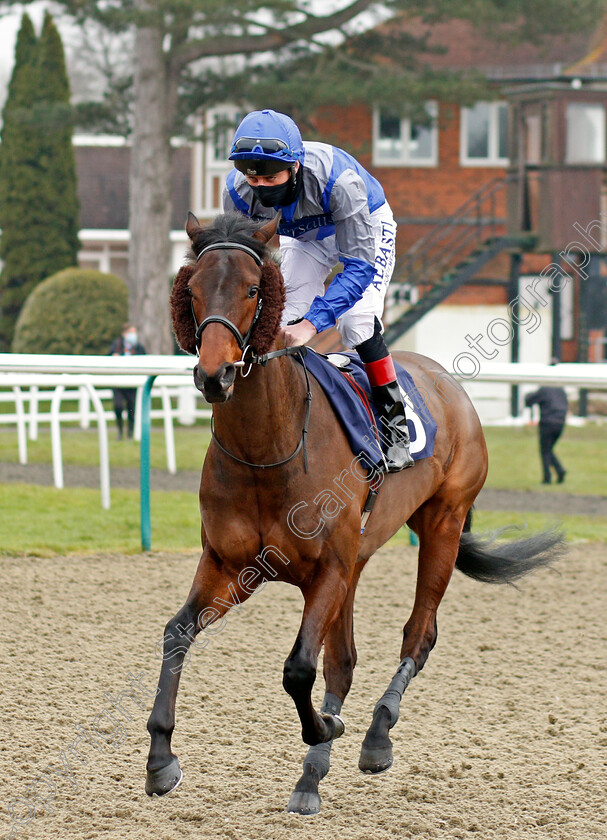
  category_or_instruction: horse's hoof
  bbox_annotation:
[286,791,321,815]
[145,756,183,797]
[358,744,393,775]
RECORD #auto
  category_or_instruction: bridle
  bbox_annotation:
[191,240,312,471]
[191,241,265,362]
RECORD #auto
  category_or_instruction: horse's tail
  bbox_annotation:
[455,508,566,584]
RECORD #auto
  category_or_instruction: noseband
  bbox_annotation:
[191,241,264,354]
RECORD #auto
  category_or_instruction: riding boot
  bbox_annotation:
[370,380,415,472]
[357,321,414,473]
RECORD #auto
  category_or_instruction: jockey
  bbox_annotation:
[223,108,413,472]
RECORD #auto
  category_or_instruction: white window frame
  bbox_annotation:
[191,105,245,216]
[460,101,509,167]
[205,105,244,166]
[372,102,438,168]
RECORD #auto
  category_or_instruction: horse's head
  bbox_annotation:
[171,212,285,403]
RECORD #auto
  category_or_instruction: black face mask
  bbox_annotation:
[251,166,303,208]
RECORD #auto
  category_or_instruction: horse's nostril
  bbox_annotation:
[194,362,235,401]
[219,364,236,388]
[193,365,207,391]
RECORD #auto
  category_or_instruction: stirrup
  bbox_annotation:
[382,420,414,472]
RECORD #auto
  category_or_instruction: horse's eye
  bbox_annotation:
[247,285,259,298]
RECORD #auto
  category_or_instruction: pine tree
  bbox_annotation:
[36,12,80,278]
[0,13,40,351]
[0,12,80,352]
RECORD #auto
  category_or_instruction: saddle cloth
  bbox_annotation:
[295,349,436,468]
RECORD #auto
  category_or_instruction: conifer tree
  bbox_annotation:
[0,12,79,351]
[36,12,80,279]
[0,13,39,350]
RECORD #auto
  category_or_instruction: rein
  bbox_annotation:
[192,240,311,472]
[210,347,311,472]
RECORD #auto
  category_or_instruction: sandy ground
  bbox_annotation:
[0,542,605,840]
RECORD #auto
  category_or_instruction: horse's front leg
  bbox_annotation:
[145,546,252,796]
[287,564,362,815]
[283,561,350,748]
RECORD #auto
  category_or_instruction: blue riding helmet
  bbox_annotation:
[230,109,305,176]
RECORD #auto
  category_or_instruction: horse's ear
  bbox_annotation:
[170,264,197,355]
[185,211,201,241]
[253,214,280,244]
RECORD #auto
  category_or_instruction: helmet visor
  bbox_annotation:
[233,158,292,176]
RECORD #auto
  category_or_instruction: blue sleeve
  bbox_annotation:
[305,256,375,332]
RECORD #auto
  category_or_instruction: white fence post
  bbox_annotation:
[85,381,111,509]
[12,386,28,465]
[28,385,39,441]
[50,384,65,489]
[79,385,91,429]
[177,386,196,425]
[134,386,143,442]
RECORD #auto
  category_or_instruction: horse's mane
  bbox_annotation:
[170,213,285,356]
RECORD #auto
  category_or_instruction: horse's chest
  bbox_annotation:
[201,483,292,557]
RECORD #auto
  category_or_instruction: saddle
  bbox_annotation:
[295,349,437,469]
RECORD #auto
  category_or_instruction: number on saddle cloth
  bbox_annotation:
[300,350,437,463]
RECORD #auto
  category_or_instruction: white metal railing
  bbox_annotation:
[0,380,210,443]
[0,362,210,509]
[1,354,606,516]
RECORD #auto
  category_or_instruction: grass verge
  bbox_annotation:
[483,425,606,495]
[0,485,605,557]
[394,510,607,545]
[0,423,604,494]
[0,484,200,556]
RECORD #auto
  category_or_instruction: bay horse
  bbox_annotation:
[145,212,563,814]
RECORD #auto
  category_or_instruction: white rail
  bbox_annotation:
[449,361,607,388]
[1,354,606,515]
[0,355,207,508]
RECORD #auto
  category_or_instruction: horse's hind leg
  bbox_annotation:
[287,565,362,815]
[359,497,468,774]
[145,546,252,796]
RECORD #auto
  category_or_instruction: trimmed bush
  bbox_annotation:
[12,267,128,354]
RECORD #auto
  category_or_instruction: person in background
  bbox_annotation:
[109,323,146,439]
[525,364,568,484]
[223,109,413,472]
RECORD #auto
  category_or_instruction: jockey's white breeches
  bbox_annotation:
[279,202,397,348]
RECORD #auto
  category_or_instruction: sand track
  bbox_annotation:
[0,543,605,840]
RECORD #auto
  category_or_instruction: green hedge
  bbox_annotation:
[12,267,128,354]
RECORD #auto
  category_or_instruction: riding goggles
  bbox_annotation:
[231,137,291,156]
